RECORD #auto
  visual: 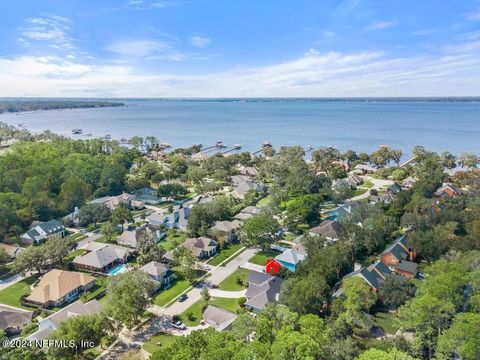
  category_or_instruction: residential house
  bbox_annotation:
[27,300,101,341]
[25,269,96,308]
[164,237,218,261]
[387,183,403,195]
[353,164,377,174]
[0,306,32,336]
[334,260,392,296]
[88,193,144,211]
[184,237,218,259]
[230,175,253,187]
[134,187,161,204]
[203,305,238,331]
[233,181,266,199]
[346,175,364,187]
[61,206,80,227]
[0,243,24,259]
[117,226,150,248]
[210,220,242,243]
[380,235,418,279]
[233,206,262,221]
[325,202,359,221]
[20,219,66,244]
[245,271,283,312]
[401,177,417,190]
[239,166,259,177]
[73,244,132,273]
[309,220,342,242]
[139,261,174,290]
[162,206,191,231]
[274,249,306,272]
[434,183,463,199]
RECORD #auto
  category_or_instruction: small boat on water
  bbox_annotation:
[104,134,111,140]
[160,143,171,148]
[263,140,271,147]
[17,123,26,127]
[119,138,128,144]
[233,144,242,149]
[72,128,83,134]
[85,133,92,137]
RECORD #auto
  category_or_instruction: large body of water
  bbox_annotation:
[1,99,480,157]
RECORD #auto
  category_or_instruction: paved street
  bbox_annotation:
[150,247,256,316]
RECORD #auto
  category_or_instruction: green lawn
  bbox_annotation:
[248,250,281,266]
[257,195,272,208]
[218,268,249,291]
[143,332,177,354]
[154,279,190,306]
[180,299,204,326]
[0,277,37,309]
[361,180,374,188]
[353,187,369,196]
[210,297,242,313]
[158,230,187,251]
[64,249,87,263]
[68,233,88,241]
[207,243,244,266]
[82,277,108,302]
[372,311,399,335]
[95,234,119,244]
[180,297,242,326]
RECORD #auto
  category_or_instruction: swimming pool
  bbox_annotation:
[107,264,128,276]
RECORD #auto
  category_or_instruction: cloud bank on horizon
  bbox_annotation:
[0,0,479,97]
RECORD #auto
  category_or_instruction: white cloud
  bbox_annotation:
[189,36,211,48]
[125,0,180,10]
[20,15,75,49]
[367,21,395,31]
[106,39,185,60]
[1,40,479,97]
[467,9,480,21]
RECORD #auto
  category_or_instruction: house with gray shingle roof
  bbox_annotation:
[139,261,174,290]
[73,244,131,272]
[27,300,101,341]
[203,305,238,331]
[334,260,392,295]
[274,249,306,272]
[245,271,283,312]
[20,219,66,244]
[0,306,32,336]
[309,220,342,242]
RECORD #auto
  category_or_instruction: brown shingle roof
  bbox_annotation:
[26,269,96,304]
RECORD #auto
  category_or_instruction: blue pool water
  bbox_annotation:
[107,264,128,276]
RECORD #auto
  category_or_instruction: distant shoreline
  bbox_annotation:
[0,100,124,114]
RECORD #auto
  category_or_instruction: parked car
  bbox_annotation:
[172,320,186,330]
[178,294,188,302]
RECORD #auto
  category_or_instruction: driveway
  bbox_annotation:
[149,248,256,316]
[0,273,25,291]
[77,233,102,249]
[350,176,394,201]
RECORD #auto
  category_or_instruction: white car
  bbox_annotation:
[172,320,186,330]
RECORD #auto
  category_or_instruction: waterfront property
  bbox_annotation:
[25,269,96,308]
[73,244,132,273]
[20,219,65,244]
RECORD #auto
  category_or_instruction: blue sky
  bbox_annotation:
[0,0,479,97]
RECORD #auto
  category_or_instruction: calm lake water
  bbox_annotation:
[1,99,480,157]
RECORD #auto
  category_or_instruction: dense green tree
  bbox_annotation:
[78,204,111,227]
[47,314,113,359]
[44,236,77,268]
[280,275,330,315]
[105,270,157,328]
[173,245,198,283]
[240,211,279,250]
[436,312,480,360]
[378,274,415,310]
[14,245,48,275]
